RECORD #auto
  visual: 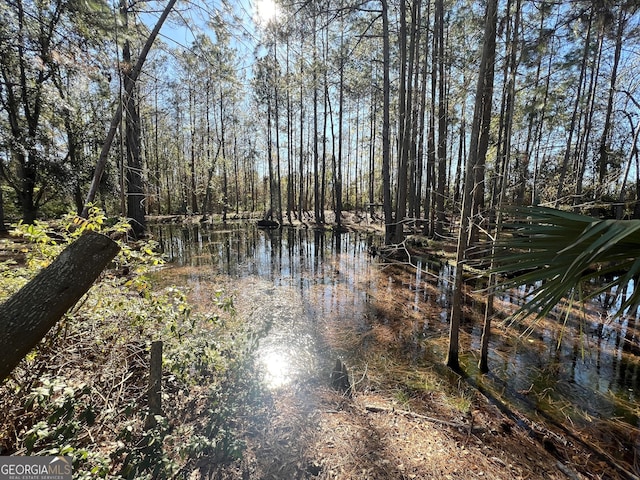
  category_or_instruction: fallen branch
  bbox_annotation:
[0,231,120,380]
[363,404,473,431]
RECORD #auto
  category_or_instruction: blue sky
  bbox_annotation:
[138,0,273,72]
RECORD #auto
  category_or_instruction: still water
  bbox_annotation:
[154,222,380,390]
[153,221,640,469]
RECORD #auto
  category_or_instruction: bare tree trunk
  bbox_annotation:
[555,8,593,205]
[407,2,421,219]
[82,0,178,218]
[369,84,377,218]
[189,83,198,213]
[414,4,429,222]
[336,27,345,230]
[519,6,549,206]
[468,5,498,248]
[425,0,437,237]
[122,9,146,238]
[530,48,554,206]
[355,101,361,213]
[267,95,275,219]
[286,41,294,224]
[598,8,625,190]
[232,134,240,215]
[492,0,520,214]
[273,45,283,225]
[153,80,161,215]
[447,0,498,371]
[0,232,119,381]
[617,107,640,218]
[145,340,163,428]
[313,13,321,223]
[0,158,6,231]
[298,37,305,222]
[201,79,213,216]
[393,0,410,243]
[574,22,603,208]
[219,90,228,222]
[202,142,221,217]
[479,0,520,374]
[381,0,393,244]
[435,0,447,237]
[321,55,328,225]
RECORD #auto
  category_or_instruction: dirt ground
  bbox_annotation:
[193,371,617,480]
[186,276,624,480]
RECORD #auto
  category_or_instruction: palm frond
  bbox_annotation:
[492,206,640,321]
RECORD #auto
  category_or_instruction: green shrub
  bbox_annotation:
[0,207,259,478]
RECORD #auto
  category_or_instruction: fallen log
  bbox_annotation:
[0,231,120,381]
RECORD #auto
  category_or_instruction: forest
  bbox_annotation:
[2,0,640,478]
[1,0,639,237]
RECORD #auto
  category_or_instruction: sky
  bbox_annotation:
[134,0,282,176]
[138,0,277,73]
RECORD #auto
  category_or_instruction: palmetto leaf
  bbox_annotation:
[492,206,640,321]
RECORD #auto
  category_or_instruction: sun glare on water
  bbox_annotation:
[255,0,278,24]
[260,350,291,389]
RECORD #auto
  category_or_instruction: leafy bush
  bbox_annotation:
[0,208,261,478]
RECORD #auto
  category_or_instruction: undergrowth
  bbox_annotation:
[0,208,263,478]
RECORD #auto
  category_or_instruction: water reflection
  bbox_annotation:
[154,223,381,390]
[260,350,292,388]
[153,222,640,467]
[154,222,640,400]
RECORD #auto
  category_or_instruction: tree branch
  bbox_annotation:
[81,0,178,217]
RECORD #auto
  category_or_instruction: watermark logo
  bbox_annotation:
[0,456,72,480]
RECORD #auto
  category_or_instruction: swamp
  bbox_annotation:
[0,212,639,478]
[148,218,640,479]
[3,0,640,477]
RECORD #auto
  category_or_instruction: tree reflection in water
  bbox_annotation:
[153,221,640,471]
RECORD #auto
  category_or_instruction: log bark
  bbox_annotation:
[0,231,120,380]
